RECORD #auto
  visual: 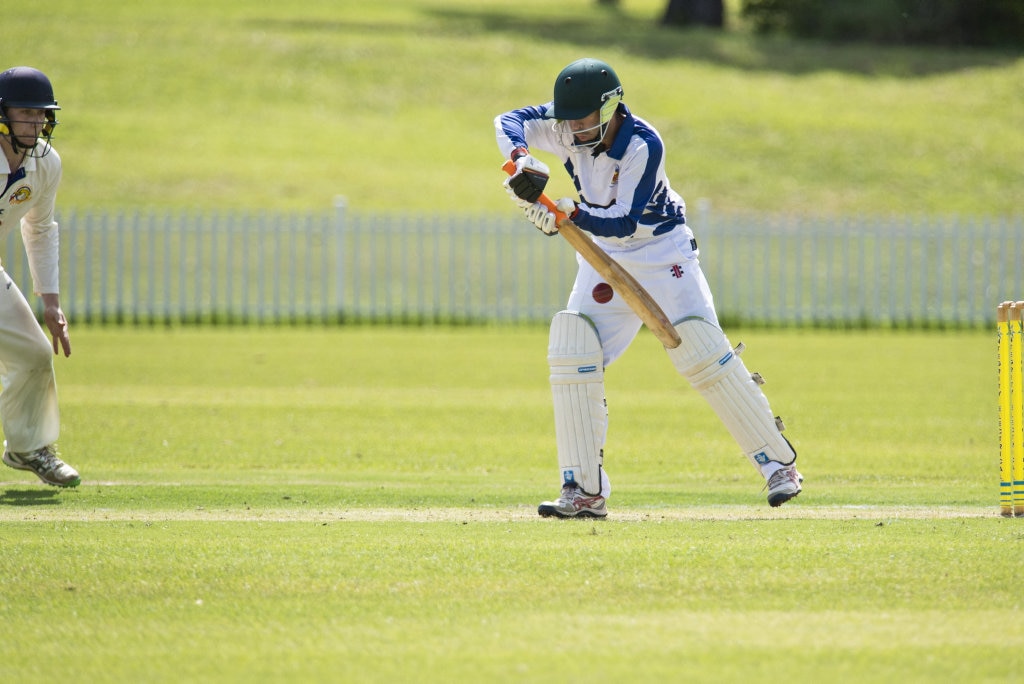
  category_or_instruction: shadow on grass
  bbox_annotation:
[0,489,64,507]
[426,6,1019,77]
[244,6,1019,77]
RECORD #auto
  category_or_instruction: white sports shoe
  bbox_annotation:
[766,465,802,507]
[3,444,81,488]
[538,483,608,519]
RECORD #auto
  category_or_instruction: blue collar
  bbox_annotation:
[605,103,634,160]
[3,167,26,196]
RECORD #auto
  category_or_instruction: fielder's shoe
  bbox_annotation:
[538,483,607,519]
[766,465,802,507]
[3,444,80,488]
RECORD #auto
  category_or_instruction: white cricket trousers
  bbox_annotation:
[566,229,718,366]
[0,267,60,453]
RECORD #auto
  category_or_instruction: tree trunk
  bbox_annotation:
[662,0,725,28]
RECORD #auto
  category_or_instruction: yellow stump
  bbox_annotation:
[999,301,1013,516]
[1012,302,1024,516]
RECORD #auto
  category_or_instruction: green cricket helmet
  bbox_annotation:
[550,58,623,151]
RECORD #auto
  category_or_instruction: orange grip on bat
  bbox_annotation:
[502,159,569,223]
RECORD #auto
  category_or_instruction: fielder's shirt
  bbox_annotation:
[0,142,61,295]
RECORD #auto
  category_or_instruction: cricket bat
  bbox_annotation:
[503,160,681,349]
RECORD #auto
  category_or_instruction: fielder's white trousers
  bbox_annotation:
[0,267,60,453]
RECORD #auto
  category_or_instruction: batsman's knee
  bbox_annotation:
[548,310,604,384]
[665,316,736,389]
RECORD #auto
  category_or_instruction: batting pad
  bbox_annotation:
[667,317,796,470]
[548,311,607,496]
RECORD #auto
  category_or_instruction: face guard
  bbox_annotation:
[552,85,623,152]
[1,109,59,158]
[0,66,61,158]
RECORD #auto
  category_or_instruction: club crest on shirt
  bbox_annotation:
[8,186,31,204]
[610,165,619,187]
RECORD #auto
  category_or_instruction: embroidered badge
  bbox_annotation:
[8,186,31,204]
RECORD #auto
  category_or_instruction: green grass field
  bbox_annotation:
[2,1,1022,681]
[1,326,1018,683]
[5,0,1022,216]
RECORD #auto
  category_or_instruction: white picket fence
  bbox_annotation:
[4,206,1021,327]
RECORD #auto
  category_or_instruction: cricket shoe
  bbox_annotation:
[765,465,802,507]
[538,483,607,519]
[3,444,81,488]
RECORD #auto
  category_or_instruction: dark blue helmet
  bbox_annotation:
[0,67,60,110]
[0,66,60,155]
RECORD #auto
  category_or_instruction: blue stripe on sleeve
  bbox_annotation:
[498,106,549,149]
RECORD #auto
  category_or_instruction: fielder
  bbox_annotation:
[0,66,79,487]
[495,58,800,518]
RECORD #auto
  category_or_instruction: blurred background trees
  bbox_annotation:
[601,0,1024,46]
[742,0,1024,46]
[662,0,724,27]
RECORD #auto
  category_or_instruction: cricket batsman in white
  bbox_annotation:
[0,66,79,487]
[495,58,800,518]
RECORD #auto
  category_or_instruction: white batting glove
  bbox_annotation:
[524,201,557,235]
[555,197,578,219]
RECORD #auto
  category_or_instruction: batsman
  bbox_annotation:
[495,58,801,518]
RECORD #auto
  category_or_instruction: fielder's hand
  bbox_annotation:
[41,293,71,357]
[524,201,557,235]
[506,148,549,204]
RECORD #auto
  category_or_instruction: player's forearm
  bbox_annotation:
[21,216,60,294]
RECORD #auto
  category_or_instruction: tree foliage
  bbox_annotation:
[742,0,1024,47]
[662,0,725,28]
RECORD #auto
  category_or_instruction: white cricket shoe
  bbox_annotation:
[3,444,81,488]
[538,483,607,519]
[766,465,802,507]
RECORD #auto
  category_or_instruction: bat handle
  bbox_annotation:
[502,159,568,223]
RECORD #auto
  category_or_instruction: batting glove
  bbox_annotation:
[507,149,550,204]
[555,197,579,220]
[504,177,532,209]
[524,201,558,236]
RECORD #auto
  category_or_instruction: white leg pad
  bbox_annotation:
[549,311,607,496]
[666,317,796,470]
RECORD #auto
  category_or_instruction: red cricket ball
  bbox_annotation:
[592,282,614,304]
